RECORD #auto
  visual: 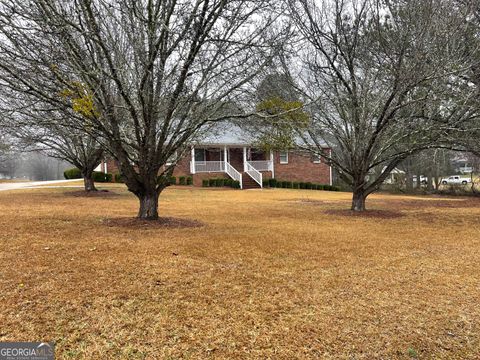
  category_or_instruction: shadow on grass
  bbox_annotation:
[103,217,204,229]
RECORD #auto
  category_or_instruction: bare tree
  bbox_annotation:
[1,98,105,191]
[16,126,104,191]
[0,134,17,178]
[277,0,477,211]
[0,0,288,219]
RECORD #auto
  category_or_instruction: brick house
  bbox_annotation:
[104,126,332,189]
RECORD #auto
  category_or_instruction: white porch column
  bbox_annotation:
[191,146,196,174]
[243,147,247,172]
[329,149,333,186]
[270,150,274,179]
[223,146,227,172]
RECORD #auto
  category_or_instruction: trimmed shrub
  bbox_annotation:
[232,180,241,189]
[64,168,82,179]
[292,182,299,189]
[92,171,112,182]
[299,182,306,189]
[268,178,277,188]
[179,176,186,185]
[215,178,224,187]
[186,176,193,185]
[169,176,176,185]
[209,178,216,187]
[262,179,269,188]
[305,182,313,189]
[114,173,124,183]
[202,179,209,187]
[316,184,324,190]
[286,181,293,189]
[92,172,102,182]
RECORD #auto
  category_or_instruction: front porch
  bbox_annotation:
[189,146,274,189]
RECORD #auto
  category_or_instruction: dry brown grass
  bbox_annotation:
[0,185,479,359]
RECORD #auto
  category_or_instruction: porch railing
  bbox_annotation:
[225,162,242,189]
[246,162,262,187]
[248,160,273,172]
[191,161,225,173]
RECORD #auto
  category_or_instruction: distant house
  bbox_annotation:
[382,167,406,185]
[104,124,332,189]
[452,154,474,174]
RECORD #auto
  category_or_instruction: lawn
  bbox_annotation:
[0,185,479,359]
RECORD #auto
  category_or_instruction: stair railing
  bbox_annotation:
[225,162,243,189]
[245,162,263,188]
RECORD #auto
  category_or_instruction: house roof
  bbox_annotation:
[194,123,252,146]
[193,121,329,148]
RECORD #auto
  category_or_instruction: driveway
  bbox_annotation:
[0,179,81,192]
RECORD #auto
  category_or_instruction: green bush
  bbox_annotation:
[209,178,216,187]
[186,176,193,185]
[262,179,269,187]
[202,179,209,187]
[114,173,124,183]
[215,178,224,187]
[64,168,82,179]
[169,176,176,185]
[232,180,241,189]
[179,176,186,185]
[261,178,339,191]
[92,171,112,182]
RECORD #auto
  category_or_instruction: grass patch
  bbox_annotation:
[0,186,479,358]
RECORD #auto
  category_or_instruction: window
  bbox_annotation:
[279,151,288,164]
[194,148,206,163]
[311,154,321,163]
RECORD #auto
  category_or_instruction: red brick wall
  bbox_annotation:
[273,150,331,184]
[105,159,119,174]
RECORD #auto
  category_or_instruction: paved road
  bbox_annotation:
[0,179,81,192]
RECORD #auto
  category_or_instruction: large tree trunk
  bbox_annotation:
[83,174,97,192]
[351,190,367,212]
[137,190,161,220]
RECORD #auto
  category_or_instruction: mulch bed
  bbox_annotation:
[65,190,119,198]
[103,217,204,229]
[324,209,404,219]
